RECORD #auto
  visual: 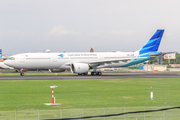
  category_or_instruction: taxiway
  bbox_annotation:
[0,73,180,80]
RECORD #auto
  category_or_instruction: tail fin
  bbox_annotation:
[138,29,164,56]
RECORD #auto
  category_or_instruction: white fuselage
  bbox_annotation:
[4,52,142,70]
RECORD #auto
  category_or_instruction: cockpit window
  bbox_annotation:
[7,57,15,60]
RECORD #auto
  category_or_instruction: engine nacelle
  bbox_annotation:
[49,69,65,72]
[71,63,89,74]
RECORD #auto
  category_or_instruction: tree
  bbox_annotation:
[149,57,157,64]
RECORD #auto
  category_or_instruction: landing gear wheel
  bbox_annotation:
[91,72,95,75]
[78,73,82,75]
[98,72,102,75]
[83,72,88,75]
[96,72,102,75]
[20,72,24,76]
[96,72,99,75]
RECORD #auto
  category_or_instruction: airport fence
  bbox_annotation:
[1,105,180,120]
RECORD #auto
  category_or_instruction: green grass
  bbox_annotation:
[1,78,180,119]
[0,78,180,111]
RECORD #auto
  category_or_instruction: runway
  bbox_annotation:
[0,73,180,80]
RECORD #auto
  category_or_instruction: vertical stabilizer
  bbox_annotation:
[139,30,164,56]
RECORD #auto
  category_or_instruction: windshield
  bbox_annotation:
[7,57,15,60]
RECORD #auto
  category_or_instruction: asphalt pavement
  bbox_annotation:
[0,73,180,80]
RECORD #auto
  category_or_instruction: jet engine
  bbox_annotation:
[49,69,65,72]
[71,63,89,74]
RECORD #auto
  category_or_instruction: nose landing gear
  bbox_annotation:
[19,69,25,76]
[20,72,24,76]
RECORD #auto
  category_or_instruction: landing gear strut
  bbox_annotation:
[20,69,25,76]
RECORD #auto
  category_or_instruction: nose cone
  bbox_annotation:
[4,60,11,66]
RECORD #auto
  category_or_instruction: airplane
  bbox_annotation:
[4,29,165,76]
[0,50,27,71]
[0,49,14,69]
[0,59,14,69]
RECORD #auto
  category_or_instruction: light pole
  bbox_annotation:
[144,103,147,120]
[44,86,61,105]
[15,106,18,120]
[104,104,106,120]
[164,102,167,120]
[38,106,41,120]
[82,104,86,119]
[124,103,127,120]
[61,105,63,118]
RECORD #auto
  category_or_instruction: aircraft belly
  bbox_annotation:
[20,60,64,69]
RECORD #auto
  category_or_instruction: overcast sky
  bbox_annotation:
[0,0,180,54]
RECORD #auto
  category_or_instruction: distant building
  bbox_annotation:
[46,49,51,53]
[2,55,11,60]
[90,48,94,52]
[144,65,167,71]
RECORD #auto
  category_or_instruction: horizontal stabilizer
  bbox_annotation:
[149,52,176,57]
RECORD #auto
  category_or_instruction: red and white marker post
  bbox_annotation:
[44,86,61,105]
[51,87,55,104]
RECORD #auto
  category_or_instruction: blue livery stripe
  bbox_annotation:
[139,30,164,56]
[145,38,159,45]
[140,45,154,51]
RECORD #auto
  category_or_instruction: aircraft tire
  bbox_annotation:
[98,72,102,75]
[95,72,102,75]
[78,73,82,75]
[20,73,24,76]
[83,72,88,75]
[91,72,95,75]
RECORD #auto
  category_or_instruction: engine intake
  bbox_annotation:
[71,63,89,74]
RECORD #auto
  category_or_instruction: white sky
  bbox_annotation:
[0,0,180,54]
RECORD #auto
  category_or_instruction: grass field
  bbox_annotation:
[0,78,180,119]
[0,78,180,110]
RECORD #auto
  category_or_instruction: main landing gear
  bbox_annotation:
[77,72,102,75]
[91,72,102,75]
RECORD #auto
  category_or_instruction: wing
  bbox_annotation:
[88,57,136,67]
[149,52,176,57]
[59,57,137,68]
